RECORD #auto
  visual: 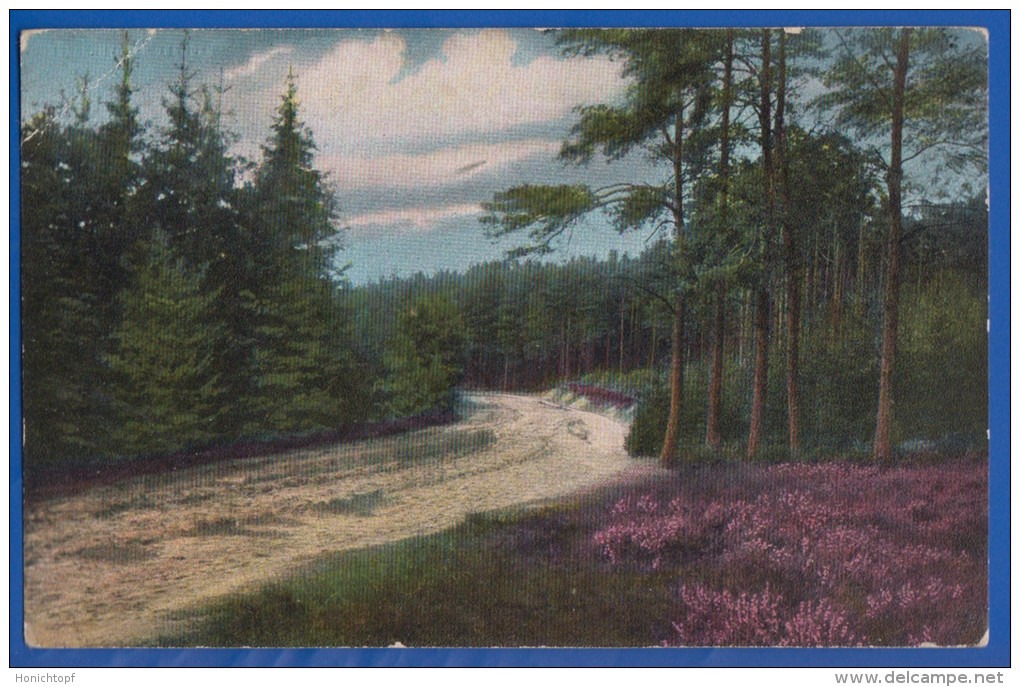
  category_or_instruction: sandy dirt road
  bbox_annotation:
[23,393,641,647]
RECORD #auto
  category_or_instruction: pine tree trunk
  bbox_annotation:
[560,321,566,378]
[747,288,770,459]
[737,291,746,367]
[785,267,802,454]
[707,281,726,449]
[707,35,732,452]
[564,316,571,380]
[807,242,818,321]
[648,319,657,369]
[630,298,639,369]
[832,239,845,338]
[660,101,687,468]
[748,29,773,460]
[660,297,686,467]
[873,29,910,462]
[857,219,867,308]
[785,274,801,452]
[776,31,800,455]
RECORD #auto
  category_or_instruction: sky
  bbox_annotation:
[20,28,662,285]
[19,27,988,285]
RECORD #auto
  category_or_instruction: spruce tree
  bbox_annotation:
[93,31,145,303]
[106,236,222,456]
[21,107,114,464]
[249,69,363,431]
[141,32,257,437]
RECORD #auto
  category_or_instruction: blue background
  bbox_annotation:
[9,9,1010,668]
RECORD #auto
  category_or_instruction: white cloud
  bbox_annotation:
[322,139,559,190]
[295,29,626,153]
[345,203,482,230]
[225,44,294,81]
[216,29,628,240]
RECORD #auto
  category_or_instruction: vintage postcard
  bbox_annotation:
[14,15,1001,664]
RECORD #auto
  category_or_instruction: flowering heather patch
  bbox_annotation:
[592,493,723,568]
[671,583,784,646]
[592,460,988,647]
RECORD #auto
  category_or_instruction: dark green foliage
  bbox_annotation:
[798,311,881,449]
[555,28,721,167]
[20,28,988,470]
[819,27,988,460]
[481,185,597,256]
[134,35,261,439]
[21,33,155,465]
[348,251,672,394]
[625,383,670,457]
[21,110,119,463]
[905,197,988,276]
[21,38,370,467]
[895,270,988,442]
[818,28,987,176]
[105,238,222,455]
[482,28,721,260]
[627,264,987,458]
[246,70,367,433]
[251,68,341,280]
[250,279,364,433]
[379,295,468,416]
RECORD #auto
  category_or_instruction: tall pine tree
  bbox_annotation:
[483,29,722,467]
[820,28,987,460]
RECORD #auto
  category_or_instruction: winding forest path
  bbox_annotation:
[23,393,642,647]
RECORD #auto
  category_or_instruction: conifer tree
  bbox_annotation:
[21,105,115,463]
[249,69,362,431]
[94,30,146,304]
[254,68,340,278]
[21,31,151,465]
[106,236,222,456]
[380,295,468,416]
[141,32,257,436]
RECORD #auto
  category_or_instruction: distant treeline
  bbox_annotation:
[348,197,987,457]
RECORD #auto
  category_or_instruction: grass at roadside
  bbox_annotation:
[158,479,677,647]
